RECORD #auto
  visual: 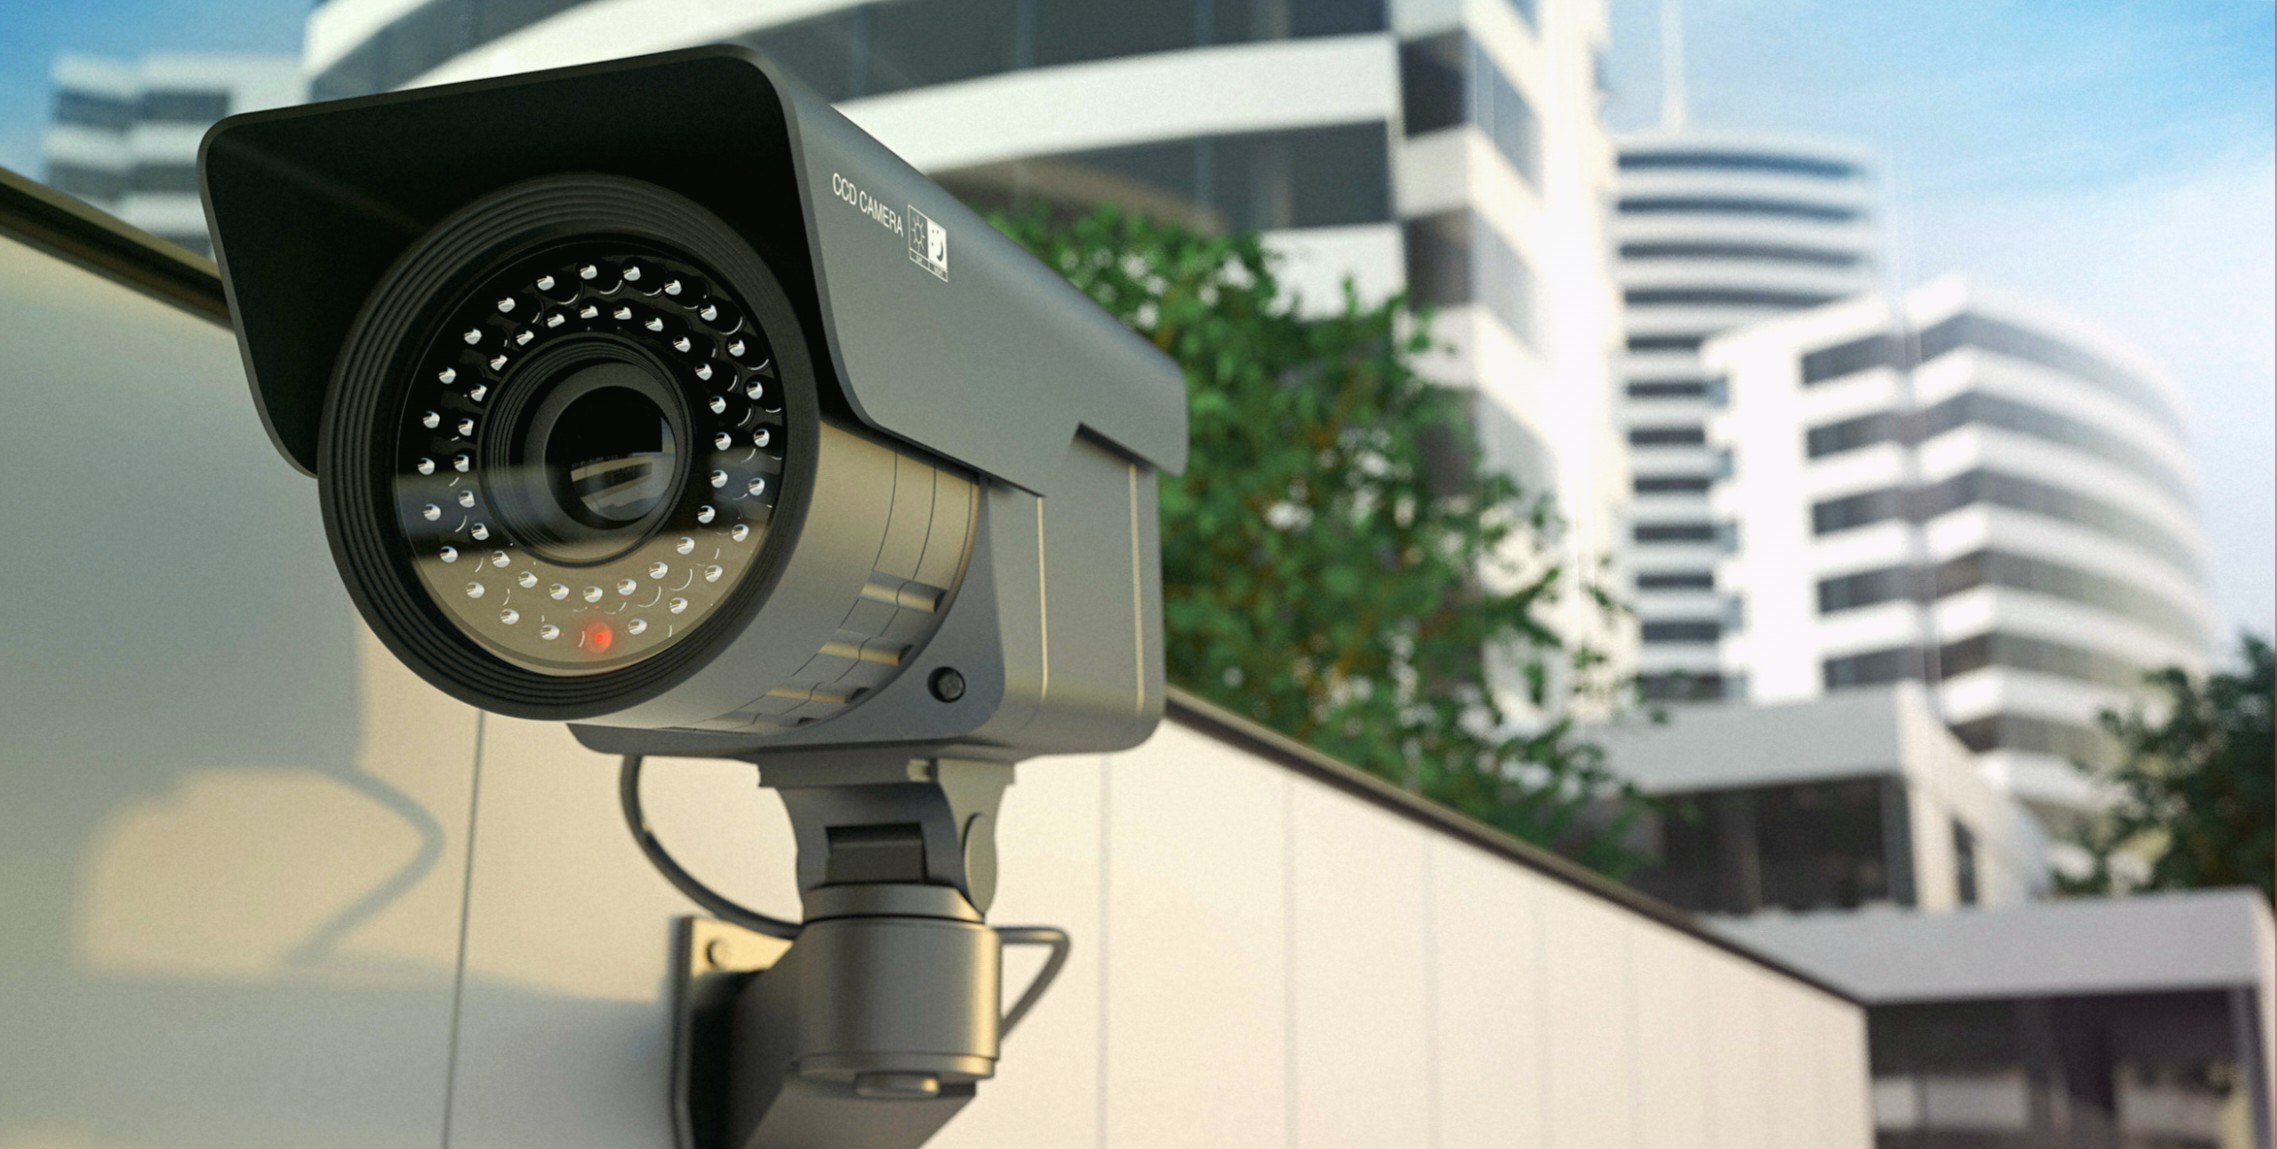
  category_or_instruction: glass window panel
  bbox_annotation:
[744,11,867,103]
[868,0,1023,95]
[1033,0,1193,69]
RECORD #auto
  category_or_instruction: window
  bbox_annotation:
[1811,487,1906,534]
[935,123,1389,234]
[1817,566,1922,614]
[1633,474,1712,494]
[1399,36,1540,187]
[1949,714,2115,769]
[1626,377,1718,400]
[1633,522,1717,544]
[1617,150,1861,179]
[129,163,200,194]
[1628,779,1906,914]
[52,90,133,131]
[1401,209,1536,344]
[1938,631,2147,691]
[1936,550,2208,646]
[1951,821,1979,905]
[314,0,1388,103]
[1805,410,1902,457]
[137,89,231,123]
[1628,424,1706,446]
[1616,196,1860,223]
[1915,470,2202,574]
[1823,645,1924,689]
[1627,333,1706,353]
[1638,672,1727,702]
[1636,570,1715,590]
[1917,312,2180,434]
[869,0,1024,95]
[1032,0,1189,71]
[1801,333,1902,384]
[1618,240,1864,268]
[1641,620,1721,643]
[1624,287,1840,309]
[1919,391,2193,504]
[45,163,125,202]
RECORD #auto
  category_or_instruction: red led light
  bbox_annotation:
[583,620,615,654]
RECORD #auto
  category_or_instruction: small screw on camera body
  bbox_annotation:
[928,667,966,703]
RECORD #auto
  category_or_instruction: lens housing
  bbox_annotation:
[322,176,819,717]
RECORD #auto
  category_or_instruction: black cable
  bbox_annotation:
[618,754,802,940]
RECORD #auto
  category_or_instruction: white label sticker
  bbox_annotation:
[908,206,948,282]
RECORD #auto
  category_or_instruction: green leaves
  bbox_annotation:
[1000,207,1647,875]
[2065,633,2276,905]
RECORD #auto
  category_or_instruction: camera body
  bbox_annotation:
[200,46,1185,764]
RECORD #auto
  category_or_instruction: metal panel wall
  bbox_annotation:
[0,226,1870,1149]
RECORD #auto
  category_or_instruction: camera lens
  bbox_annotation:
[387,244,791,678]
[543,377,675,529]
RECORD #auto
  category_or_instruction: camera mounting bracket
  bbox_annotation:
[657,753,1067,1149]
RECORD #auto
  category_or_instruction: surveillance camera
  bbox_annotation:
[198,46,1186,764]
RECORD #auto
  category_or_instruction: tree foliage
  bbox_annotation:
[2063,633,2275,905]
[998,208,1645,874]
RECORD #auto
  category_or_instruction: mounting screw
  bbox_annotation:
[928,667,966,703]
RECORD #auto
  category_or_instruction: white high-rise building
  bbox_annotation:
[301,0,1635,683]
[1611,132,1881,702]
[1702,276,2215,830]
[41,54,304,256]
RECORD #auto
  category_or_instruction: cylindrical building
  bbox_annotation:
[1611,132,1881,702]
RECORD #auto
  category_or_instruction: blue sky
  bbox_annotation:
[1604,0,2277,639]
[3,0,2271,637]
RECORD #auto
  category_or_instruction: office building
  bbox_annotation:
[1702,276,2214,832]
[1611,131,1881,702]
[41,53,304,255]
[302,0,1637,685]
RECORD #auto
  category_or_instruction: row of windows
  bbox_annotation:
[1804,390,2192,505]
[1624,286,1841,309]
[1635,671,1731,703]
[1803,546,2195,646]
[1636,570,1715,590]
[1400,34,1542,188]
[1616,150,1862,180]
[315,0,1390,102]
[44,162,201,202]
[1640,619,1721,644]
[1627,424,1705,446]
[936,122,1389,235]
[1629,778,1901,916]
[1625,377,1722,400]
[1615,196,1861,224]
[1633,522,1731,547]
[1626,333,1706,354]
[1799,312,2180,435]
[1940,631,2146,691]
[1618,240,1865,269]
[1403,209,1537,346]
[1938,549,2208,647]
[54,88,232,130]
[1808,469,2201,578]
[1949,713,2115,769]
[1633,474,1711,495]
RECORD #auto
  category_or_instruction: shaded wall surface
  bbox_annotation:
[0,221,1870,1147]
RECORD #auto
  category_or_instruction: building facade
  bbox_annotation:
[1702,276,2214,831]
[1610,131,1882,702]
[301,0,1636,686]
[41,54,303,255]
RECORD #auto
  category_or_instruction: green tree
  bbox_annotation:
[2064,633,2275,904]
[998,208,1646,874]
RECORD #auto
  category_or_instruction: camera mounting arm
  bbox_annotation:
[642,751,1070,1149]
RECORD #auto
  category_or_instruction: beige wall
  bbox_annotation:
[0,230,1869,1148]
